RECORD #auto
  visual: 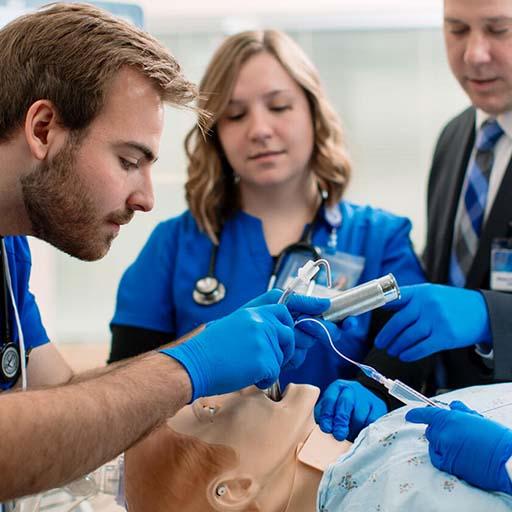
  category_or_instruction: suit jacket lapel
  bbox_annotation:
[467,158,512,287]
[436,110,475,281]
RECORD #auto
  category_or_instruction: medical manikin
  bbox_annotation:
[124,384,350,511]
[125,382,512,512]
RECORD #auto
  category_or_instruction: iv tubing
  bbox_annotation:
[294,317,444,409]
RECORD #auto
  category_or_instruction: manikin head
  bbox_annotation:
[125,384,350,511]
[0,3,197,260]
[444,0,512,115]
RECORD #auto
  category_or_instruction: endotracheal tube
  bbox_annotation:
[265,260,331,402]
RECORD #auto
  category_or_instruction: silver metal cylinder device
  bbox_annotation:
[322,273,400,322]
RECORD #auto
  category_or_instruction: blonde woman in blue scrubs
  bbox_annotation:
[110,30,427,441]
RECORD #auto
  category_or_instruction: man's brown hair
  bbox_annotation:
[0,2,198,141]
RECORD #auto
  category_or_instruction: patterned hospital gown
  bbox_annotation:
[318,383,512,511]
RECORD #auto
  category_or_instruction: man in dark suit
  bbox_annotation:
[375,0,512,392]
[357,1,512,487]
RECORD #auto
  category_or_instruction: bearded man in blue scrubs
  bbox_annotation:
[0,3,330,503]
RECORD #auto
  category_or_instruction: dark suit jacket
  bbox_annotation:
[423,106,512,388]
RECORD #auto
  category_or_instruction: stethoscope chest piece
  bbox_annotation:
[0,342,20,383]
[193,276,226,306]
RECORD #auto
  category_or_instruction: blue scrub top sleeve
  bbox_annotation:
[381,217,426,286]
[20,288,50,350]
[112,221,178,334]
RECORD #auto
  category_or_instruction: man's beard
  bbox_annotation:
[20,139,132,261]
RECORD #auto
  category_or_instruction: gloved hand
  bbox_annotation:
[406,401,512,494]
[314,379,387,441]
[161,304,294,401]
[374,284,492,361]
[244,290,331,369]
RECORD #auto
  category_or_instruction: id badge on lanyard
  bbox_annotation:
[274,204,365,296]
[311,207,365,294]
[275,226,366,297]
[491,237,512,292]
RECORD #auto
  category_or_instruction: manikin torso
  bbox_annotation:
[125,384,350,511]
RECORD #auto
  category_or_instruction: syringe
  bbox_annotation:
[358,363,447,408]
[384,379,447,408]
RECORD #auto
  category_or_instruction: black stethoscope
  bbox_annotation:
[193,194,328,306]
[0,238,21,385]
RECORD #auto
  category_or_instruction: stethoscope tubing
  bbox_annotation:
[193,194,329,306]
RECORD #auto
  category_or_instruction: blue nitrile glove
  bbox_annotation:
[374,284,492,361]
[406,401,512,494]
[314,379,387,441]
[244,290,330,370]
[161,304,295,401]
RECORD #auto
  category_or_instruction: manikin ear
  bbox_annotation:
[208,474,259,511]
[24,100,67,161]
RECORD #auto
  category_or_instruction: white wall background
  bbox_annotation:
[26,0,470,350]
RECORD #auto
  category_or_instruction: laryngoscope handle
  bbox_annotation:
[322,274,400,322]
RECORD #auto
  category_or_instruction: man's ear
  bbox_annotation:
[24,100,66,160]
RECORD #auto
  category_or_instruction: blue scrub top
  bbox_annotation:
[112,202,425,394]
[0,236,49,390]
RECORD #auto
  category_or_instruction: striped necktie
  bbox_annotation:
[449,119,504,287]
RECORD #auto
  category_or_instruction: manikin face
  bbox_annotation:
[444,0,512,115]
[125,384,350,512]
[21,67,163,261]
[216,52,315,192]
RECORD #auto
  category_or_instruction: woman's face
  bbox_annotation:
[216,51,315,190]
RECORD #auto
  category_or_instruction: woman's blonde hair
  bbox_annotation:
[185,30,351,243]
